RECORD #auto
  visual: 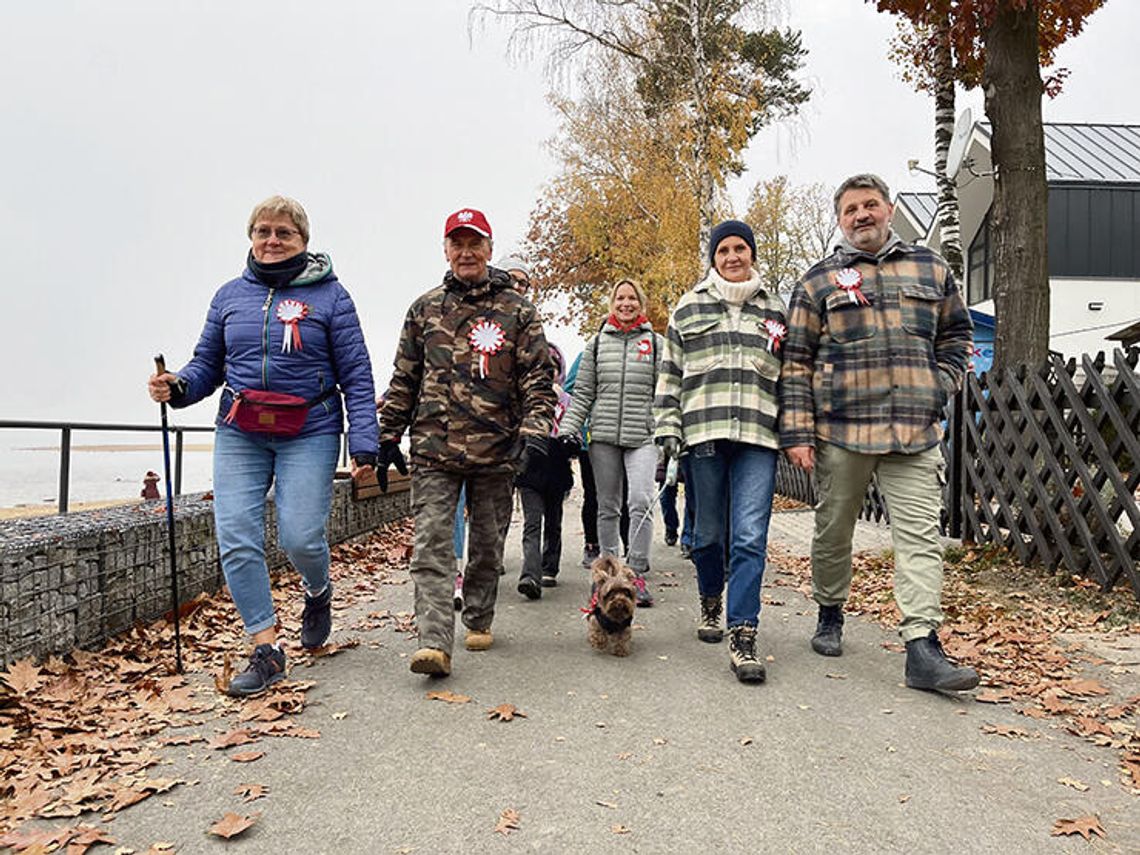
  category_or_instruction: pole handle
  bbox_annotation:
[154,354,166,375]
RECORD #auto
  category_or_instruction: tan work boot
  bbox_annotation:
[409,647,452,675]
[465,628,494,651]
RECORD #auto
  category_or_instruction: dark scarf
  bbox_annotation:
[247,250,309,287]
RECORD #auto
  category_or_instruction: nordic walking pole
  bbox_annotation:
[154,354,183,674]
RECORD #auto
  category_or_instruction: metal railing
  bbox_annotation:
[0,419,216,514]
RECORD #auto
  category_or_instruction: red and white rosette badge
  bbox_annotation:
[468,318,506,379]
[834,267,870,306]
[276,299,309,352]
[636,338,652,360]
[763,319,787,353]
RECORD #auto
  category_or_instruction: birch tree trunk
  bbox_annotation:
[932,17,964,282]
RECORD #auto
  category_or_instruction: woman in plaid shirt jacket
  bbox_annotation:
[654,220,788,684]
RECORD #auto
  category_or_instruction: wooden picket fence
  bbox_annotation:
[774,347,1140,600]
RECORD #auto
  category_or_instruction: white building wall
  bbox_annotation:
[973,277,1140,358]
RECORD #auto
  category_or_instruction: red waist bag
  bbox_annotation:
[224,387,336,436]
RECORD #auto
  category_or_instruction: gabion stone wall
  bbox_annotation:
[0,478,410,665]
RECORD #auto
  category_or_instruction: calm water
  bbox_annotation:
[0,429,216,509]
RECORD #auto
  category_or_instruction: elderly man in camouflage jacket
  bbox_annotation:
[379,209,556,677]
[780,174,979,693]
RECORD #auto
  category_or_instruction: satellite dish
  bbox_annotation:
[946,108,974,178]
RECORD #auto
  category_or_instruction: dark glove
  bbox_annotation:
[556,434,581,454]
[352,453,378,469]
[661,436,681,460]
[377,440,408,493]
[516,436,550,490]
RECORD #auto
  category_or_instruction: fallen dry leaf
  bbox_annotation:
[233,783,269,802]
[595,800,618,809]
[487,703,526,722]
[213,653,234,695]
[208,811,260,839]
[981,723,1031,740]
[1057,777,1090,792]
[1051,814,1106,840]
[426,690,471,705]
[229,751,265,763]
[611,824,631,835]
[494,807,521,836]
[1,659,43,695]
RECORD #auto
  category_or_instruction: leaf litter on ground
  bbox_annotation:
[770,541,1140,798]
[0,519,415,846]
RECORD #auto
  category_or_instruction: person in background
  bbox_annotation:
[558,279,661,608]
[147,194,377,697]
[780,173,978,693]
[655,219,785,684]
[379,208,555,677]
[563,349,601,567]
[515,344,574,597]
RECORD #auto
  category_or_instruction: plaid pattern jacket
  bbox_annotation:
[654,270,787,450]
[778,240,973,455]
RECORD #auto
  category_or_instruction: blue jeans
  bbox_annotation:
[680,456,696,549]
[213,427,340,635]
[687,441,777,628]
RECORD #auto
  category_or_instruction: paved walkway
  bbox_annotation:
[101,494,1138,853]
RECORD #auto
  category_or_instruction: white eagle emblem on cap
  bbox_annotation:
[458,210,474,222]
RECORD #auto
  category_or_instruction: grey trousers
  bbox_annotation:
[410,468,514,654]
[588,441,657,572]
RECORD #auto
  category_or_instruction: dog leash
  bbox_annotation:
[625,456,678,563]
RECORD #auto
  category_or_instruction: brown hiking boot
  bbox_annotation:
[410,647,452,676]
[464,629,494,651]
[727,625,766,684]
[697,596,724,643]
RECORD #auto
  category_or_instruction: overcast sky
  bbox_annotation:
[2,0,1135,428]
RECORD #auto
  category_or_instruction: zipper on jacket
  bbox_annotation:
[261,288,275,388]
[616,332,629,445]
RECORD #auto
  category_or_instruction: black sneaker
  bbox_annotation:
[518,576,542,600]
[810,604,844,657]
[540,574,558,588]
[300,583,333,650]
[664,530,678,546]
[227,644,287,697]
[728,626,766,684]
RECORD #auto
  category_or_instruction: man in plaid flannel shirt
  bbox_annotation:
[780,173,979,693]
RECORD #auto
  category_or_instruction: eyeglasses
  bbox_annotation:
[511,274,531,289]
[252,226,301,241]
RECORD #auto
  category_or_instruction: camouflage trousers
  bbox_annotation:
[410,467,514,655]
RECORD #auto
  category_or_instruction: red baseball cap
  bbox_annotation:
[444,208,492,239]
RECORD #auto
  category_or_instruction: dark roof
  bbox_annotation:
[1106,318,1140,347]
[895,191,938,234]
[977,122,1140,183]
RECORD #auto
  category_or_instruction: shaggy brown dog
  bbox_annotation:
[585,555,637,657]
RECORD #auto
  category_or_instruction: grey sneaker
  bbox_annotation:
[727,626,766,684]
[227,644,287,697]
[581,543,601,568]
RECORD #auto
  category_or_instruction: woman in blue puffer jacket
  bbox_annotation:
[147,195,377,697]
